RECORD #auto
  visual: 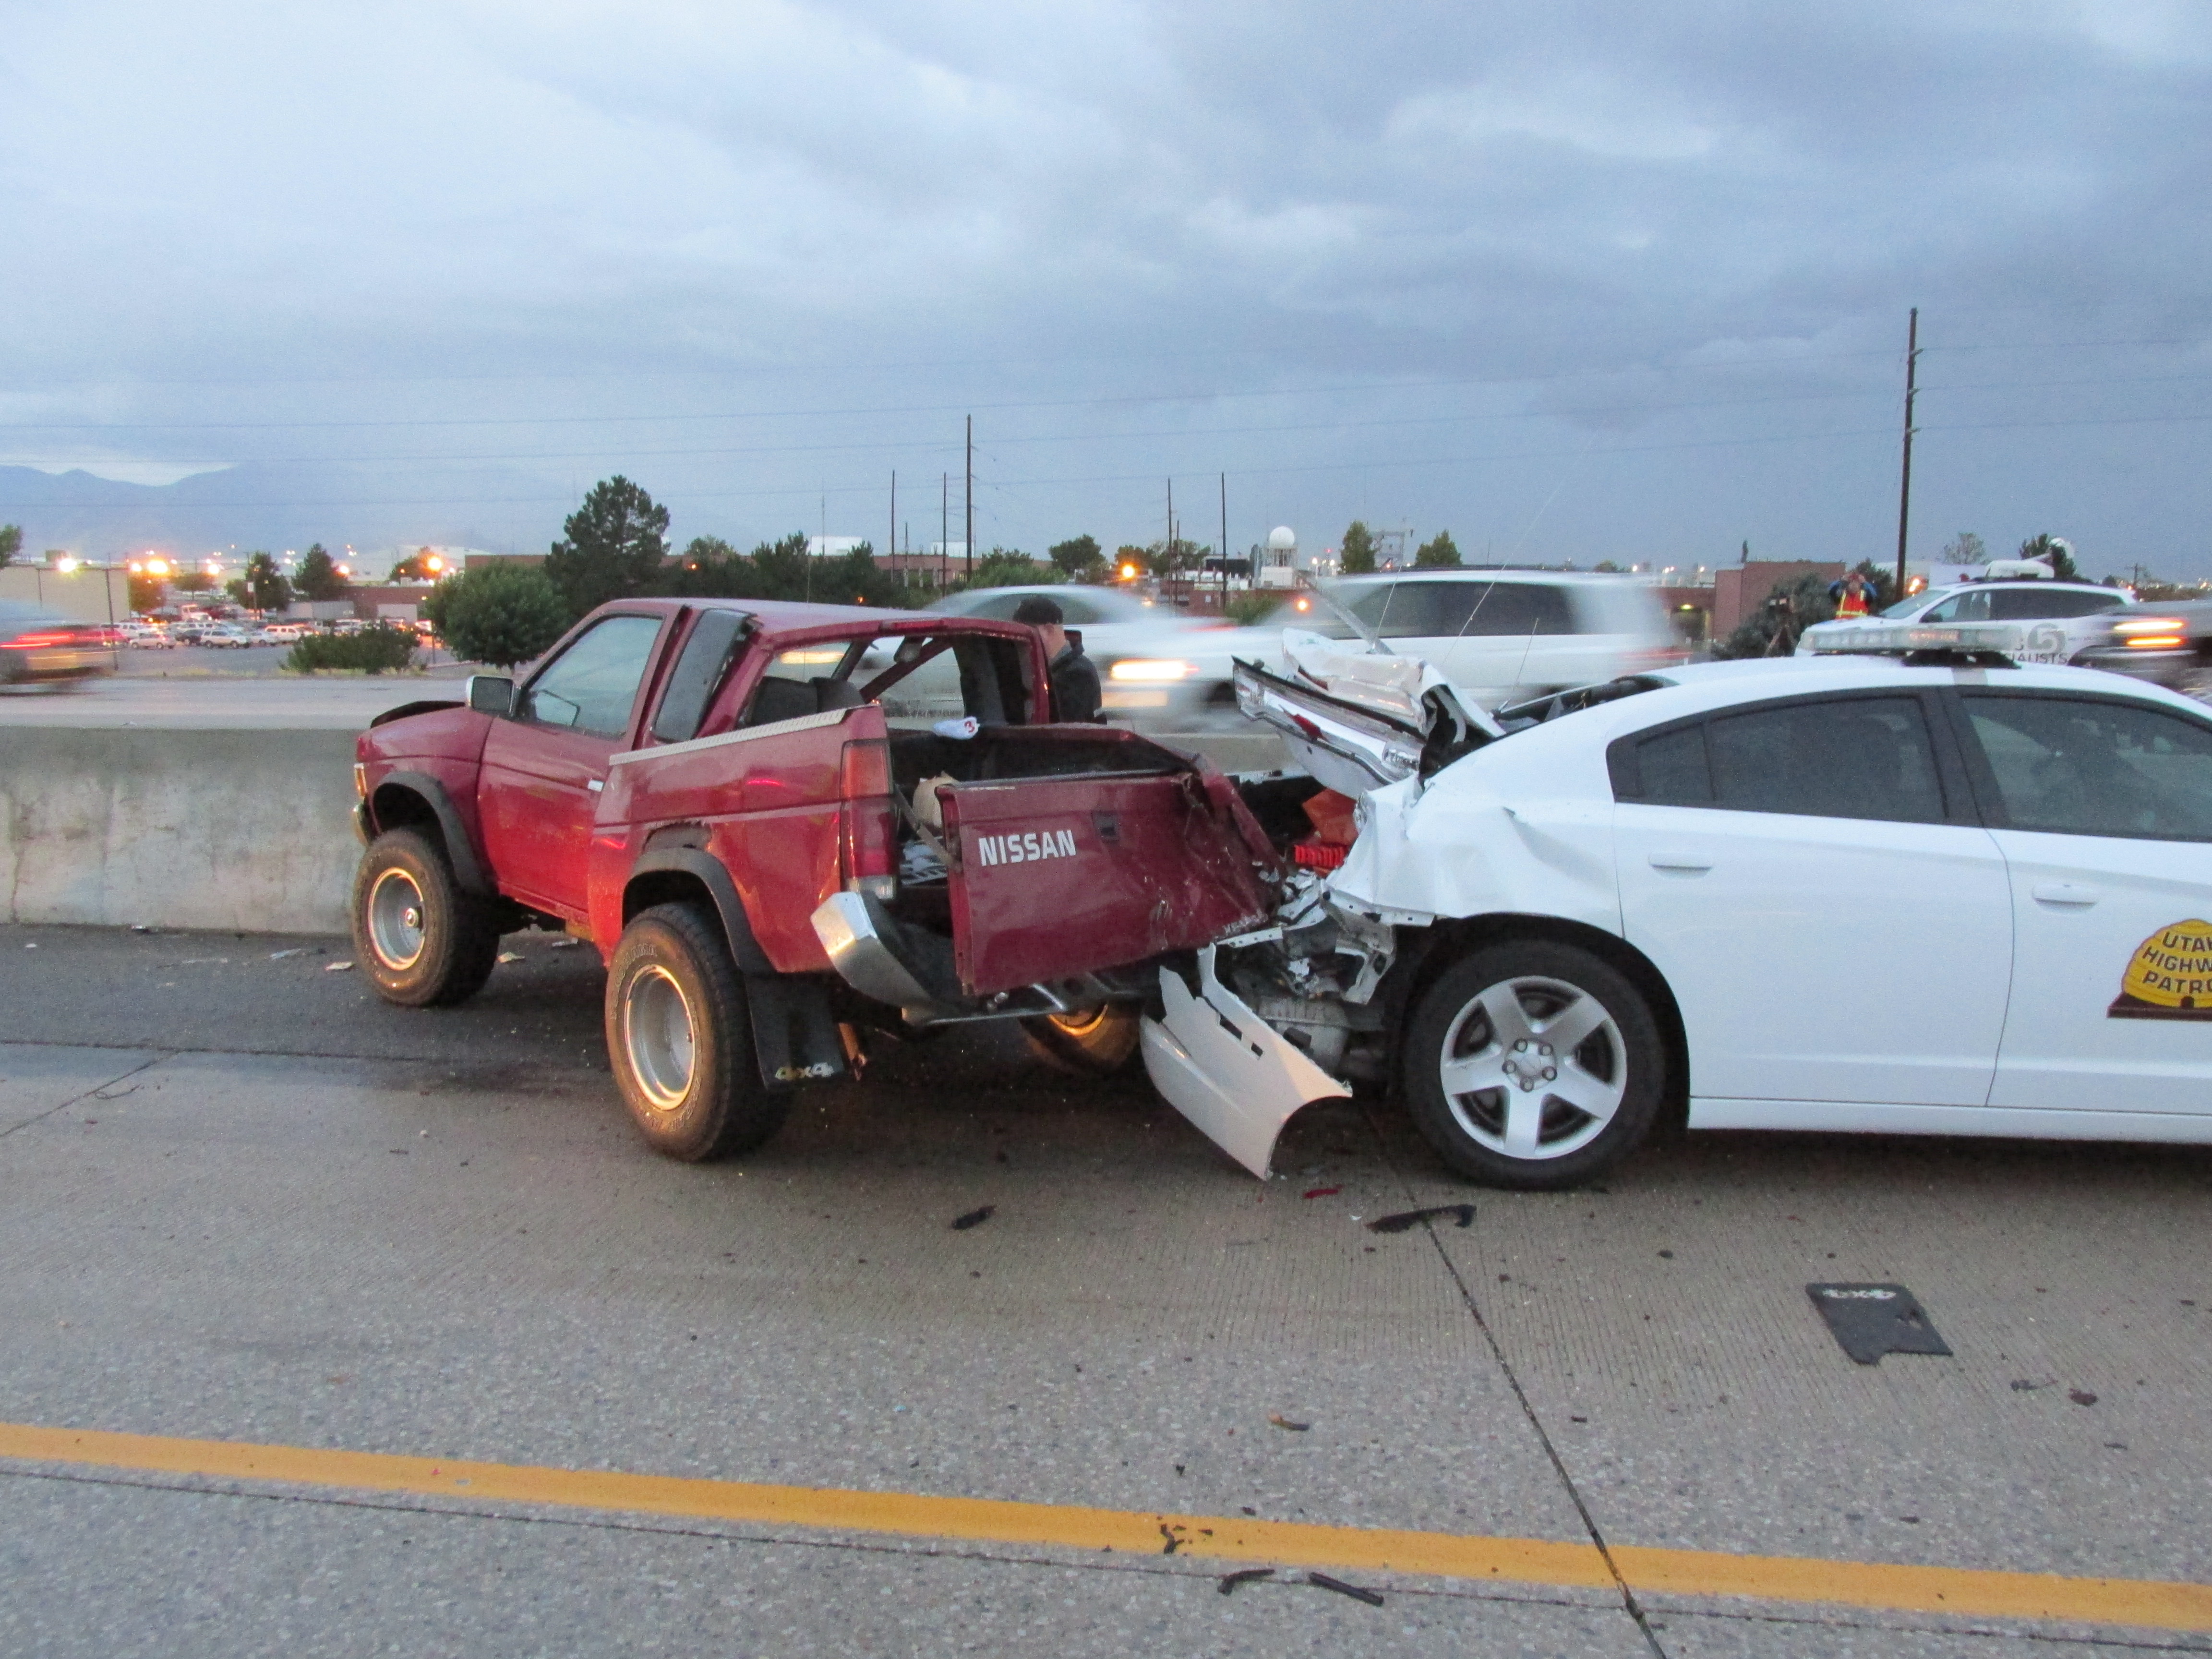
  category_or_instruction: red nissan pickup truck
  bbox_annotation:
[350,597,1285,1162]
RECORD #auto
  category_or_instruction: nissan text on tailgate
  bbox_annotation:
[349,598,1291,1165]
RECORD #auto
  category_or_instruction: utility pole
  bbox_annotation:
[1895,306,1920,599]
[1219,472,1228,612]
[1166,477,1175,574]
[964,415,974,580]
[890,470,896,576]
[941,473,949,589]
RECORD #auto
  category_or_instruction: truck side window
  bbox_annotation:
[519,615,662,739]
[651,609,747,743]
[1963,694,2212,841]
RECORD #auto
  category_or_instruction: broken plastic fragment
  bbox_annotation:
[1307,1572,1384,1608]
[932,716,981,740]
[1365,1204,1474,1234]
[1301,1186,1341,1200]
[268,948,306,960]
[325,961,354,973]
[1806,1283,1952,1365]
[950,1205,995,1231]
[497,951,523,963]
[550,938,582,950]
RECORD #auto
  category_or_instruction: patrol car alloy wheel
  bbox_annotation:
[348,827,501,1008]
[605,902,791,1162]
[1405,940,1663,1190]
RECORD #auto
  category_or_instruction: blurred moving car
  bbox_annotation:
[920,586,1262,723]
[0,602,115,686]
[1800,577,2129,665]
[1261,571,1682,707]
[2075,599,2212,699]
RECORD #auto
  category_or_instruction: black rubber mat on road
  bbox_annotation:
[1807,1282,1953,1365]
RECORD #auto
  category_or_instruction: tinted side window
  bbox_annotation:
[1705,697,1946,822]
[1988,588,2125,621]
[650,609,748,743]
[960,592,1027,621]
[1463,583,1574,637]
[1921,590,1990,623]
[521,615,662,739]
[1379,581,1488,637]
[1963,694,2212,841]
[1634,725,1714,804]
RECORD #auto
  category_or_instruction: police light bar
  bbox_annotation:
[1801,621,2025,658]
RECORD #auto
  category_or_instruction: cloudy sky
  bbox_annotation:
[3,0,2210,576]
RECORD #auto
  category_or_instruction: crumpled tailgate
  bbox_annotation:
[939,766,1274,997]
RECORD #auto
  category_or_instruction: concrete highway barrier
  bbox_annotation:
[0,713,1288,937]
[0,727,361,934]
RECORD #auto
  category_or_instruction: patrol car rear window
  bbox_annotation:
[1963,694,2212,842]
[1986,588,2127,621]
[1616,695,1946,823]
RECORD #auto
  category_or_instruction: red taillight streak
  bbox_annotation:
[3,631,75,650]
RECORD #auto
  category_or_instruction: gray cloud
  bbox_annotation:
[1,0,2208,573]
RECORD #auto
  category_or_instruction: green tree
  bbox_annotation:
[1413,530,1462,569]
[294,543,348,601]
[0,524,19,570]
[1339,520,1377,575]
[953,553,1059,593]
[1940,531,1987,565]
[242,552,292,611]
[1047,534,1104,579]
[1593,559,1625,573]
[224,577,252,606]
[2019,533,2079,580]
[1113,545,1149,578]
[749,532,815,600]
[172,570,215,593]
[545,476,671,617]
[388,549,439,581]
[1144,535,1205,576]
[1715,571,1837,659]
[128,574,165,614]
[423,563,571,667]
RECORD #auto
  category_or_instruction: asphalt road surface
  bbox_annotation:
[3,922,2208,1657]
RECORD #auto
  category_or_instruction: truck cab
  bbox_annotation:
[351,597,1277,1162]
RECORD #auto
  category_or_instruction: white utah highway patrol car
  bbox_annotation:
[1181,625,2212,1187]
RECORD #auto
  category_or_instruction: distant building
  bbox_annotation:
[806,536,870,558]
[1711,561,1846,637]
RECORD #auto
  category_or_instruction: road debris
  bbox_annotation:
[497,951,523,963]
[950,1205,995,1231]
[1217,1568,1272,1596]
[1807,1283,1952,1365]
[1266,1413,1310,1432]
[549,938,583,950]
[268,948,307,960]
[1307,1572,1384,1607]
[2070,1389,2099,1407]
[325,961,354,973]
[1301,1186,1341,1200]
[1365,1204,1474,1234]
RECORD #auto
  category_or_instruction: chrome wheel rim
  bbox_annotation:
[1438,975,1627,1162]
[624,965,697,1111]
[366,868,428,972]
[1047,1007,1114,1040]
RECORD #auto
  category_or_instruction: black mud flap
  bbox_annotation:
[747,975,847,1092]
[1807,1283,1953,1365]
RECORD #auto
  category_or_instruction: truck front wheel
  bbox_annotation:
[350,828,501,1008]
[606,903,791,1162]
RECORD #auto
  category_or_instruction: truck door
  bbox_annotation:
[478,613,666,918]
[938,751,1274,997]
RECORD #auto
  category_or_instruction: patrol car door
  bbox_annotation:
[1954,689,2212,1118]
[1613,689,2013,1109]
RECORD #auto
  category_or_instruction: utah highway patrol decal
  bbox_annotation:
[2109,920,2212,1020]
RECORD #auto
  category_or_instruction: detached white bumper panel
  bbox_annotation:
[1140,950,1350,1179]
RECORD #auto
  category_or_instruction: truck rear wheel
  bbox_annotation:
[1021,1005,1143,1076]
[606,902,790,1162]
[350,828,501,1008]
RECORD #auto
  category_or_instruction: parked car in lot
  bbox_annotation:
[0,601,115,686]
[1223,624,2212,1186]
[1799,577,2130,664]
[1267,571,1683,707]
[351,598,1277,1161]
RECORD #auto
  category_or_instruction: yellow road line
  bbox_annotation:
[0,1422,2205,1633]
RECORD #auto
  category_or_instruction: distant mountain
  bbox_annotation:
[0,462,570,557]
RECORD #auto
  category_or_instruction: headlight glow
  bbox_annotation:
[1108,658,1195,683]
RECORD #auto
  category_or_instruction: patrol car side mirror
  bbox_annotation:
[466,674,515,716]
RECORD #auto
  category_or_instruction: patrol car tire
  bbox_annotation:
[1405,940,1663,1190]
[606,902,790,1163]
[1021,1005,1143,1076]
[349,828,501,1009]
